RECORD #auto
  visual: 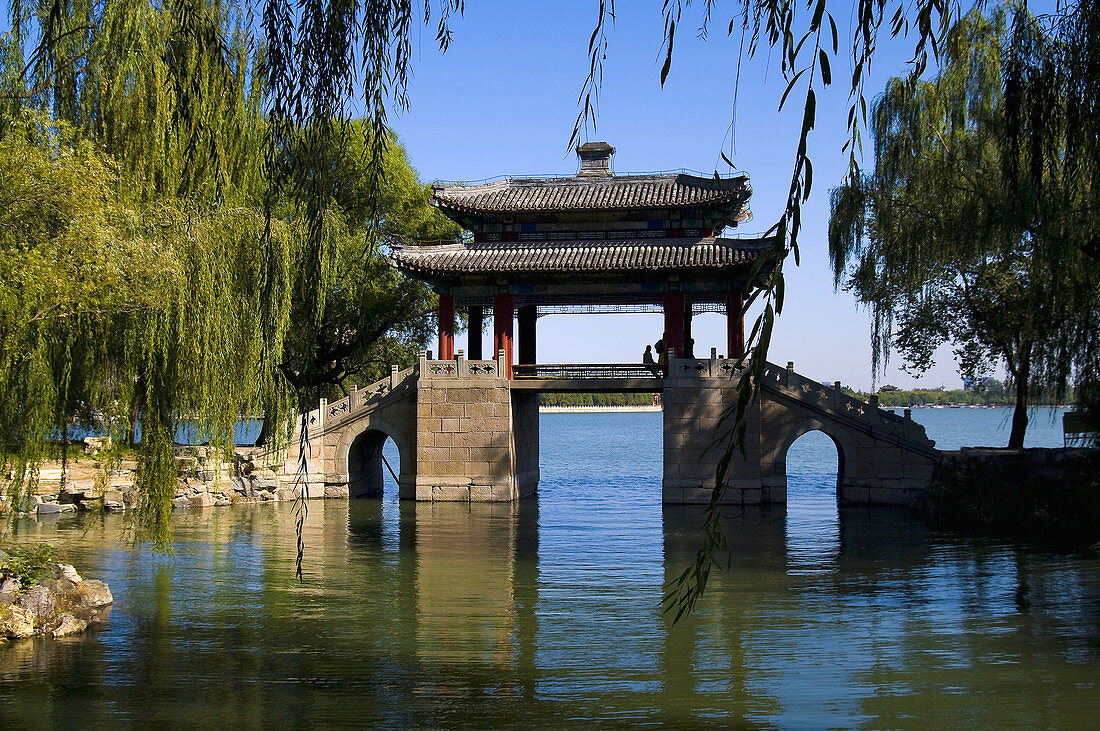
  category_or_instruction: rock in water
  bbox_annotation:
[51,613,87,637]
[58,564,82,583]
[1,605,36,638]
[189,492,214,508]
[78,580,114,608]
[18,584,57,619]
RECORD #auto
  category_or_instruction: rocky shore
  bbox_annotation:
[2,438,347,518]
[0,550,114,640]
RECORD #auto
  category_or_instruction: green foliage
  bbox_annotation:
[276,123,461,402]
[829,8,1100,448]
[538,393,656,407]
[0,1,461,550]
[0,543,58,587]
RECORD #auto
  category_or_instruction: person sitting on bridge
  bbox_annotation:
[643,344,659,376]
[655,337,667,367]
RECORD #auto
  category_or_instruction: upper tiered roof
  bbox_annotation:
[432,173,750,216]
[430,142,752,233]
[390,142,773,290]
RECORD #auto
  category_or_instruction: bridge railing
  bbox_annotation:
[760,361,935,451]
[316,365,417,429]
[669,353,744,379]
[420,349,502,379]
[513,363,660,380]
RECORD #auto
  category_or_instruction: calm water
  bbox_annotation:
[2,408,1097,728]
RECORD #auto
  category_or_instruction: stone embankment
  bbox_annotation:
[928,447,1100,549]
[0,552,113,640]
[2,437,345,518]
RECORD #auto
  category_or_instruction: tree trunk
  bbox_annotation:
[254,410,273,448]
[1008,352,1030,449]
[128,376,145,446]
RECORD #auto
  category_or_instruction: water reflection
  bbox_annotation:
[1,413,1099,727]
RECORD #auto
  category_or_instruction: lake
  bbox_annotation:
[2,407,1097,728]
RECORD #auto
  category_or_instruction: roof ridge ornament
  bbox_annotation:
[576,141,615,178]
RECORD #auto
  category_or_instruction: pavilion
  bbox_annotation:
[390,142,776,376]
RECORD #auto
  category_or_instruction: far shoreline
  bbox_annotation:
[540,405,661,413]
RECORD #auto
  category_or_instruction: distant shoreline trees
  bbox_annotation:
[829,9,1100,449]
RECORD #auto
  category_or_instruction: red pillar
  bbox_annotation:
[493,294,514,378]
[682,301,694,358]
[727,289,745,358]
[438,294,455,360]
[663,291,685,362]
[518,305,537,365]
[468,306,483,360]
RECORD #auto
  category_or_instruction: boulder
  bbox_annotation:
[102,488,125,511]
[51,613,87,637]
[77,580,113,608]
[58,564,82,583]
[172,496,190,509]
[0,577,20,594]
[18,584,56,619]
[189,491,214,508]
[231,476,251,496]
[36,501,62,515]
[59,503,76,513]
[83,435,111,455]
[1,605,36,639]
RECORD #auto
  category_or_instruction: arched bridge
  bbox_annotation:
[272,351,938,507]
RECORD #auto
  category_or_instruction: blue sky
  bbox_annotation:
[386,1,967,391]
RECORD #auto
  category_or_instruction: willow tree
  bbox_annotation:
[0,0,463,546]
[0,113,299,541]
[828,8,1100,448]
[264,125,462,444]
[0,1,299,543]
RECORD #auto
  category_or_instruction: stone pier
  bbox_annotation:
[662,355,939,506]
[278,352,938,508]
[414,351,538,501]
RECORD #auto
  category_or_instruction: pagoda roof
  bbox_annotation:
[390,237,775,279]
[432,173,751,218]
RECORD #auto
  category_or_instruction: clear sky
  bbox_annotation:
[385,1,968,391]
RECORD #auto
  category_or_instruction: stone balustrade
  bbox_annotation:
[420,348,504,379]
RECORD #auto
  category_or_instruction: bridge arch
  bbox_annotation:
[334,415,415,498]
[771,418,858,501]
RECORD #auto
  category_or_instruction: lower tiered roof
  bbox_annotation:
[390,237,776,280]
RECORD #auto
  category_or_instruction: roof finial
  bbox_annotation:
[576,142,615,178]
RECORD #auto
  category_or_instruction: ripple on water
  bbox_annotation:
[0,411,1098,728]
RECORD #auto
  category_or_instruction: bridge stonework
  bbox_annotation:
[414,353,538,501]
[278,353,937,508]
[662,357,938,507]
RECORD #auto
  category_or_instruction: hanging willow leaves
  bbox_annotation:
[830,7,1100,449]
[7,0,1099,581]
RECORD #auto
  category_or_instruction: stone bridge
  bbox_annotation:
[269,351,938,507]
